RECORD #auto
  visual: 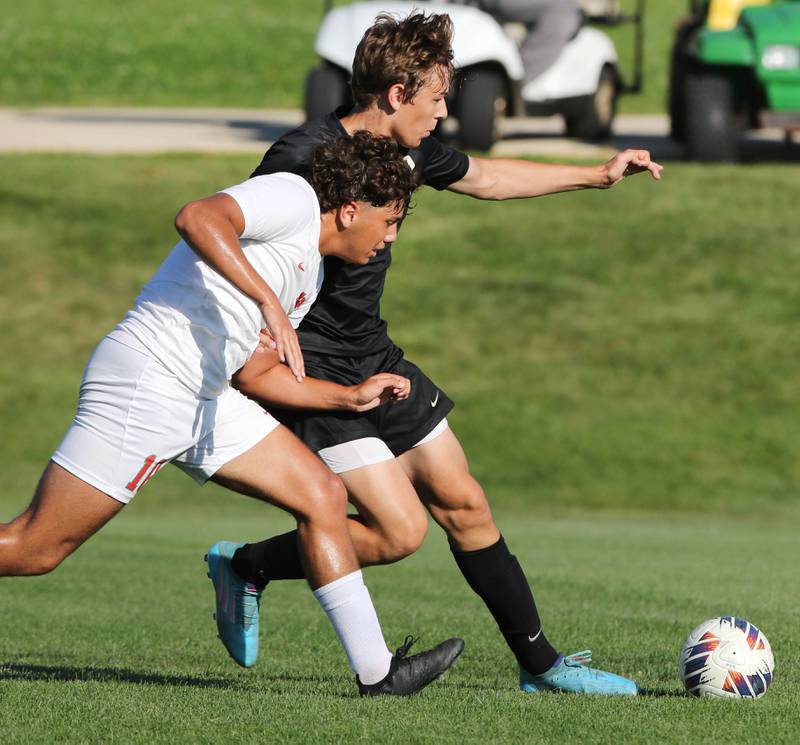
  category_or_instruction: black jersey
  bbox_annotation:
[250,108,470,356]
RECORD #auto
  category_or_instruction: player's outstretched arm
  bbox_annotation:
[233,345,411,412]
[448,149,663,201]
[175,194,305,381]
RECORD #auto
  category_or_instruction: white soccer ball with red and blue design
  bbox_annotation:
[680,616,774,699]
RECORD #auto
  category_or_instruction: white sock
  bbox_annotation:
[313,570,393,685]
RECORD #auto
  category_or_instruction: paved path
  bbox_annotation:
[1,107,796,160]
[0,107,304,155]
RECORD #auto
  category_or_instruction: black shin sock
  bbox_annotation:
[451,535,559,675]
[231,530,306,586]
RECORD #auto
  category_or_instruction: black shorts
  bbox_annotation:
[271,345,454,456]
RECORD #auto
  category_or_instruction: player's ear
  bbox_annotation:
[386,83,406,112]
[336,201,359,229]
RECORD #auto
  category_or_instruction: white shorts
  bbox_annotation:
[52,336,279,504]
[317,418,449,474]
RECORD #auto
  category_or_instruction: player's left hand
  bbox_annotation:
[349,374,411,412]
[259,301,305,382]
[601,149,663,187]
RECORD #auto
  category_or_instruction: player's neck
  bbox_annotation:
[340,105,394,140]
[317,212,340,257]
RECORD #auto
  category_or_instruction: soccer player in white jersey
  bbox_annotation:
[217,12,663,696]
[0,132,463,697]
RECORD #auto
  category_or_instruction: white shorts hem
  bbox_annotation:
[412,418,449,448]
[50,454,134,505]
[174,416,280,485]
[317,437,394,474]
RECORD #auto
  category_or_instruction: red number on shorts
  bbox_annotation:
[126,454,165,493]
[139,458,166,491]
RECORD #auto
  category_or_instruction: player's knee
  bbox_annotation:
[26,538,71,575]
[1,526,67,575]
[26,548,66,576]
[379,510,428,562]
[298,469,349,524]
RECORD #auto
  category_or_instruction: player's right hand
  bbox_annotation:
[601,148,663,186]
[259,301,305,382]
[349,374,411,412]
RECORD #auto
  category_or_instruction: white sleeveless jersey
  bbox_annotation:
[110,173,322,399]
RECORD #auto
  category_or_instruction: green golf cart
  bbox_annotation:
[670,0,800,161]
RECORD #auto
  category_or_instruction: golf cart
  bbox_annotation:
[304,0,645,150]
[669,0,800,161]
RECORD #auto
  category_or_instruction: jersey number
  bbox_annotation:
[126,454,166,493]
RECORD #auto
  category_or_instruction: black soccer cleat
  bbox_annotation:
[357,636,465,697]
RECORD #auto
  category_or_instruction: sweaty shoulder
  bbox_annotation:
[411,136,470,191]
[250,112,345,181]
[221,173,319,244]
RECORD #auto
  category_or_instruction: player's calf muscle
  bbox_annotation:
[371,517,427,563]
[426,483,498,549]
[437,495,494,533]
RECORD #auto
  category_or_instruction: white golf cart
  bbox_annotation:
[304,0,644,150]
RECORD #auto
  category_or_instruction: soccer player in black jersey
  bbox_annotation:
[213,11,662,695]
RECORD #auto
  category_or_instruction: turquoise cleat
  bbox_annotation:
[205,541,262,668]
[520,650,638,696]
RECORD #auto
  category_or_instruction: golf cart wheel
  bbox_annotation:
[565,65,617,141]
[669,16,705,143]
[304,65,349,122]
[685,73,738,162]
[668,45,689,142]
[458,68,505,151]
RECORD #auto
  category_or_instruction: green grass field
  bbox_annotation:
[1,506,798,743]
[0,154,798,741]
[0,0,686,113]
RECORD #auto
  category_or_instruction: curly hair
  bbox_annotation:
[351,12,454,108]
[308,131,415,213]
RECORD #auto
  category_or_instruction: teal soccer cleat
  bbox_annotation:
[520,650,638,696]
[205,541,262,668]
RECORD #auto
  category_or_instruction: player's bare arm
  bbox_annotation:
[233,344,411,413]
[448,149,663,201]
[175,193,305,381]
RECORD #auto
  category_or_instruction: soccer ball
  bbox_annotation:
[680,616,774,698]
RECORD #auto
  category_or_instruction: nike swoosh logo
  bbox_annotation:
[430,392,439,407]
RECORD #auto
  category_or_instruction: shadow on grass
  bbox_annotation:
[0,663,237,689]
[0,663,347,695]
[637,686,688,699]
